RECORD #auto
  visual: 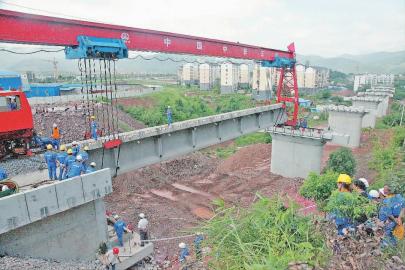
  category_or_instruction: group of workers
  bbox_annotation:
[110,212,203,270]
[333,174,405,247]
[44,141,97,180]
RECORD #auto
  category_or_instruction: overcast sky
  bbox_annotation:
[0,0,404,57]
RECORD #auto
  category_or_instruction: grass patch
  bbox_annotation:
[216,146,237,159]
[199,196,329,269]
[122,85,255,127]
[235,132,272,147]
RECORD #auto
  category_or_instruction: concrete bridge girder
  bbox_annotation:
[82,105,287,175]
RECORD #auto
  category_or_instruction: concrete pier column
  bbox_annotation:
[327,106,367,148]
[268,127,331,178]
[350,96,384,117]
[359,92,392,116]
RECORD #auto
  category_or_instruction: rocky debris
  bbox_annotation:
[0,255,104,270]
[0,155,46,177]
[322,218,405,270]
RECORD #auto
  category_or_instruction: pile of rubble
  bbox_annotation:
[0,256,104,270]
[0,155,46,177]
[322,218,405,270]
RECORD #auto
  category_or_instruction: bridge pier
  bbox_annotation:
[327,106,367,148]
[268,127,331,178]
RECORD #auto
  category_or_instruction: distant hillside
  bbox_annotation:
[297,51,405,74]
[1,46,405,75]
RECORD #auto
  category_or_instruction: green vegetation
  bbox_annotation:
[325,190,377,221]
[200,196,329,270]
[325,147,356,176]
[215,132,272,159]
[123,86,254,127]
[300,171,339,210]
[376,102,405,128]
[329,70,351,88]
[369,127,405,191]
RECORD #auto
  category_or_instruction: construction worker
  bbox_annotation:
[138,213,149,247]
[378,185,405,246]
[66,155,85,178]
[113,215,129,247]
[44,144,57,180]
[107,247,121,270]
[90,116,98,140]
[51,123,61,150]
[333,174,353,235]
[353,179,367,197]
[85,162,97,174]
[0,167,7,181]
[166,106,172,127]
[56,145,68,180]
[78,145,89,170]
[72,141,80,157]
[178,242,190,270]
[337,173,352,192]
[194,232,204,261]
[368,190,380,200]
[64,148,76,179]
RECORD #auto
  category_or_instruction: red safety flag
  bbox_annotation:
[287,42,295,52]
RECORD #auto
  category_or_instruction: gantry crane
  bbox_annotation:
[0,9,299,150]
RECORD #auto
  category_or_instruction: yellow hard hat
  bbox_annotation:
[84,146,89,151]
[60,145,66,151]
[337,174,352,184]
[90,115,96,120]
[67,148,73,154]
[46,144,53,150]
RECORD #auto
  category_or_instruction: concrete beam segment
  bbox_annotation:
[348,96,384,117]
[0,169,111,235]
[0,199,108,261]
[326,106,367,147]
[80,105,287,175]
[268,127,332,178]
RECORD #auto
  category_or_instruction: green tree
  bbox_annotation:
[325,147,356,176]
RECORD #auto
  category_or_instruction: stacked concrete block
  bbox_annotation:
[0,169,112,260]
[327,105,368,148]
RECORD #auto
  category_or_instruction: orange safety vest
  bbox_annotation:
[52,127,60,139]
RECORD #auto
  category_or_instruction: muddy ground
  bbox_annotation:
[104,129,391,268]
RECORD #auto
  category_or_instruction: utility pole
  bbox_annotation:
[400,103,404,126]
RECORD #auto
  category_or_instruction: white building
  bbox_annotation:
[353,74,395,92]
[304,67,316,88]
[199,64,212,90]
[252,64,273,100]
[181,63,199,86]
[239,64,249,88]
[295,64,305,88]
[220,63,239,94]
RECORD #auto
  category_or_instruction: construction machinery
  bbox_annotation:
[0,8,300,153]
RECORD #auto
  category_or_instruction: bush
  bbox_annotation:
[300,171,339,210]
[200,196,328,269]
[325,147,356,176]
[325,190,377,221]
[235,132,272,147]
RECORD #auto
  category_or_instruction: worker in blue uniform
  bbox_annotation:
[194,232,204,260]
[56,145,68,180]
[379,185,405,247]
[178,242,190,269]
[113,215,129,247]
[71,141,80,157]
[90,116,98,140]
[85,162,97,174]
[78,146,89,170]
[44,144,57,180]
[0,167,7,181]
[66,155,85,178]
[166,106,172,127]
[63,148,76,179]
